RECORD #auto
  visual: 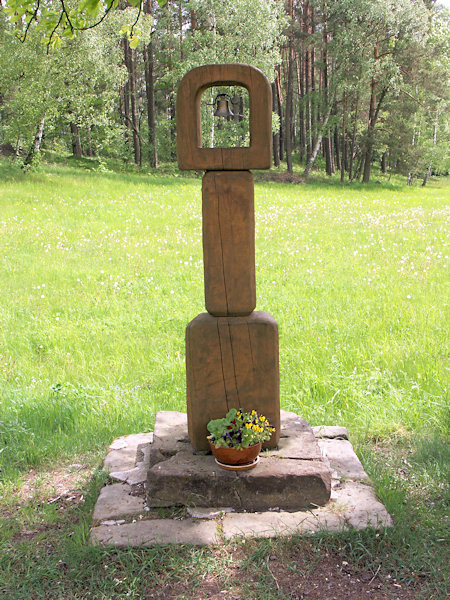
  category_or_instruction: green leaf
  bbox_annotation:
[129,36,140,49]
[52,34,62,49]
[78,0,100,17]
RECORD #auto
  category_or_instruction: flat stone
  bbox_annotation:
[136,442,152,464]
[147,452,330,511]
[92,484,145,524]
[109,464,148,486]
[90,518,219,546]
[187,507,234,519]
[222,509,345,540]
[104,433,153,473]
[221,481,391,540]
[318,439,368,481]
[313,425,349,440]
[153,411,188,438]
[333,481,392,529]
[271,414,322,460]
[149,411,191,468]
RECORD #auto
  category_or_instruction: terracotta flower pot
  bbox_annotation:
[208,440,262,466]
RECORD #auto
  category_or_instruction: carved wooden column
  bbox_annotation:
[177,64,280,451]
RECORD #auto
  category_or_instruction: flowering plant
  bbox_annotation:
[207,408,275,450]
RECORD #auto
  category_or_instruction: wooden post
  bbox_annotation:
[177,64,280,450]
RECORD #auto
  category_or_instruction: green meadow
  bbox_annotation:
[0,158,448,599]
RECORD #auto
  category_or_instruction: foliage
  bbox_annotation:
[3,0,165,49]
[0,8,128,158]
[0,0,448,180]
[207,408,275,449]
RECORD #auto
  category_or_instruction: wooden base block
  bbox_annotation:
[186,311,280,451]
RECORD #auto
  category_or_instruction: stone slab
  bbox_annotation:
[104,433,153,473]
[108,435,153,486]
[147,451,330,511]
[108,464,148,486]
[91,416,392,547]
[333,481,392,529]
[221,509,344,539]
[221,480,391,540]
[318,439,368,481]
[92,484,145,524]
[271,413,322,460]
[149,411,192,468]
[91,518,219,546]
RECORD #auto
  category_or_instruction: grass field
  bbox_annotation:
[0,157,448,599]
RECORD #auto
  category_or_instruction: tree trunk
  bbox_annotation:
[303,105,332,179]
[340,92,347,183]
[310,6,316,154]
[349,92,359,181]
[13,135,21,161]
[276,67,284,162]
[121,39,131,157]
[304,2,312,161]
[362,48,387,184]
[321,9,332,176]
[24,114,45,166]
[285,2,294,175]
[334,127,340,172]
[324,136,333,175]
[70,122,82,157]
[271,83,280,167]
[144,0,158,167]
[381,150,388,174]
[125,41,141,166]
[297,54,306,164]
[422,165,432,186]
[143,42,158,167]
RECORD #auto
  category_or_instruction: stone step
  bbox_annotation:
[146,410,331,511]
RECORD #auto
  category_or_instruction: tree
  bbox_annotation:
[3,0,166,49]
[0,6,127,163]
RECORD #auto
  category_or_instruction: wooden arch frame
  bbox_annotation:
[176,64,272,171]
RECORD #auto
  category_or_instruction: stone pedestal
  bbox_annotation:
[91,413,393,547]
[186,311,280,450]
[146,410,330,511]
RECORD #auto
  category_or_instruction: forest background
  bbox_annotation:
[0,0,448,184]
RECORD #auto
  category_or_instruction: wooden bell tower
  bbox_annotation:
[177,64,280,451]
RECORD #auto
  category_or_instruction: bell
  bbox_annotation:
[214,94,234,118]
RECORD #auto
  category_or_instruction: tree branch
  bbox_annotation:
[22,0,40,42]
[130,1,142,39]
[78,1,115,31]
[47,12,63,52]
[60,0,74,32]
